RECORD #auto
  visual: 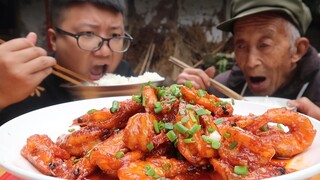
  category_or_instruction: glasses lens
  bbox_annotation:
[109,37,131,52]
[78,33,101,51]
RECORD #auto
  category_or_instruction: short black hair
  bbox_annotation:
[51,0,126,27]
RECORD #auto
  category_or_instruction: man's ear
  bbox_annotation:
[291,37,309,63]
[47,28,57,51]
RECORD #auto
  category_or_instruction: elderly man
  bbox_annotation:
[177,0,320,118]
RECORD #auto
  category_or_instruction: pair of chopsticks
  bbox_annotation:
[169,56,244,100]
[52,65,96,86]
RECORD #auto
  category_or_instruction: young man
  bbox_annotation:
[0,0,134,124]
[176,0,320,118]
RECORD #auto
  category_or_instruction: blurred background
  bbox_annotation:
[1,0,319,84]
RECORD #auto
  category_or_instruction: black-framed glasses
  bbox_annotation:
[55,28,133,53]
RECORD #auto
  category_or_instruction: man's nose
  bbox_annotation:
[94,41,112,57]
[246,49,261,68]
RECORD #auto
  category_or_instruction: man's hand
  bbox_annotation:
[176,66,216,90]
[0,32,56,109]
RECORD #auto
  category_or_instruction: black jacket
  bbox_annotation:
[0,60,134,125]
[209,46,320,106]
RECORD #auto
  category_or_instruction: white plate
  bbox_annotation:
[222,96,291,109]
[0,97,319,180]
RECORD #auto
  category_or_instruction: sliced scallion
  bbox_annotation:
[110,101,120,113]
[234,165,248,175]
[174,122,188,134]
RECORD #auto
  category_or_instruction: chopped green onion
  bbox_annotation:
[229,141,238,149]
[166,130,177,142]
[165,123,173,130]
[214,118,224,125]
[174,123,188,134]
[167,97,177,103]
[234,165,248,175]
[145,165,156,177]
[157,89,166,99]
[87,109,97,114]
[196,108,211,116]
[153,120,160,133]
[86,148,94,158]
[115,151,125,159]
[68,128,75,133]
[183,138,195,143]
[142,96,146,106]
[73,158,82,163]
[158,122,165,130]
[231,99,235,105]
[147,142,154,151]
[198,89,207,97]
[189,112,198,122]
[207,127,215,133]
[181,117,189,124]
[202,135,213,144]
[186,104,194,109]
[260,125,268,132]
[189,99,195,104]
[154,106,163,114]
[110,101,120,113]
[277,124,284,131]
[132,95,141,103]
[187,124,201,138]
[154,102,161,108]
[211,140,221,149]
[224,132,231,138]
[185,81,193,88]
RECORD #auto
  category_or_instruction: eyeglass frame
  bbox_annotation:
[55,27,133,53]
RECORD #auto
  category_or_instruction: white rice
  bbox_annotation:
[93,72,164,86]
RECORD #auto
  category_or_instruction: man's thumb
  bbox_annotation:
[25,32,37,45]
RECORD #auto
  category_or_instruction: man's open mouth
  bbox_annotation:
[250,76,266,84]
[90,65,108,80]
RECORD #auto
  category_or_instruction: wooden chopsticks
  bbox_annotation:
[169,56,244,100]
[52,65,96,86]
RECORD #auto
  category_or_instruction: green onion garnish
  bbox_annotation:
[260,125,268,132]
[234,165,248,175]
[110,101,120,113]
[87,109,97,114]
[211,140,221,149]
[207,127,215,133]
[132,95,141,103]
[189,112,198,122]
[164,123,173,130]
[115,151,125,159]
[224,132,231,138]
[166,130,177,142]
[183,138,195,143]
[214,118,224,125]
[153,120,160,133]
[181,117,189,123]
[174,123,188,134]
[187,124,201,138]
[147,142,154,151]
[229,141,238,149]
[195,108,211,116]
[198,89,207,97]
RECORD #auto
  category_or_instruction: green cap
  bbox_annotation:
[217,0,312,35]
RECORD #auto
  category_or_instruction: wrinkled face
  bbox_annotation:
[233,14,298,96]
[49,4,125,80]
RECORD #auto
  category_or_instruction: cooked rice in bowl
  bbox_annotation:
[92,72,165,86]
[62,72,165,100]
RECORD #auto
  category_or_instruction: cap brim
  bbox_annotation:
[217,7,289,32]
